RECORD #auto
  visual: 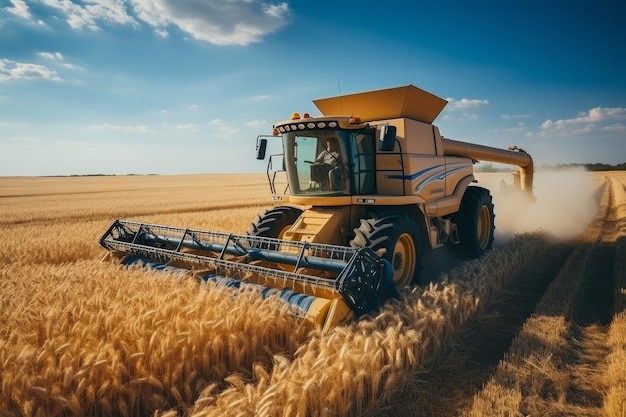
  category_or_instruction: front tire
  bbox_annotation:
[247,206,303,239]
[453,186,495,258]
[350,211,422,288]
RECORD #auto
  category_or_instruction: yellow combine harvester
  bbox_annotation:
[100,85,534,331]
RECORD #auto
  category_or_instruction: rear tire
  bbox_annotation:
[247,206,303,239]
[350,211,422,288]
[452,186,495,258]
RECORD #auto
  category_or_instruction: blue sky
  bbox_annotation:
[1,0,625,176]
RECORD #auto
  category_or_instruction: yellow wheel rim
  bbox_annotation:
[477,205,492,250]
[278,225,291,239]
[391,233,416,287]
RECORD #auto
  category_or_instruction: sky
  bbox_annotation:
[1,0,625,176]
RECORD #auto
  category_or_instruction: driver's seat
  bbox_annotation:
[310,164,331,189]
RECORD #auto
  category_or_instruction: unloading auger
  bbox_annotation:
[100,219,391,331]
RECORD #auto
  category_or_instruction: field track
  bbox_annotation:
[370,172,626,416]
[0,171,624,416]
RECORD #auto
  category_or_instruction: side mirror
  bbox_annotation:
[379,125,396,151]
[256,137,268,160]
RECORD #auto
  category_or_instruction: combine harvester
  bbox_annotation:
[100,85,534,331]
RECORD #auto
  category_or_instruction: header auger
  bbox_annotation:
[100,220,391,331]
[100,85,534,330]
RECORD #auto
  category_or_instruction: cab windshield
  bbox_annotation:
[281,129,376,196]
[282,131,349,195]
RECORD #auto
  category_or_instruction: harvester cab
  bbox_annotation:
[101,85,535,331]
[257,119,377,196]
[256,86,449,204]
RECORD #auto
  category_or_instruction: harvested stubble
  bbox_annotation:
[185,233,549,417]
[0,261,312,417]
[604,308,626,417]
[604,173,626,417]
[462,173,626,417]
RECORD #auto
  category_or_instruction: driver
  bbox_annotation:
[314,138,342,190]
[316,138,340,166]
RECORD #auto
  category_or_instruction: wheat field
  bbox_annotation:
[1,171,624,416]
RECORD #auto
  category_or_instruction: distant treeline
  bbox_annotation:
[560,162,626,171]
[476,162,626,172]
[42,173,160,177]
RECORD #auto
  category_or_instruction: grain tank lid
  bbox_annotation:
[312,85,448,124]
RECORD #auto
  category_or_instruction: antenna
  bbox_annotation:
[337,77,344,115]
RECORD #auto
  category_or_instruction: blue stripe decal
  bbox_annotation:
[415,165,466,192]
[386,164,444,181]
[417,165,468,192]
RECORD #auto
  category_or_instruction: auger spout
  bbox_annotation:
[442,138,534,194]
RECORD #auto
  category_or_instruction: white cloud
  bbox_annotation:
[250,94,272,100]
[492,123,529,134]
[39,0,138,31]
[0,121,27,127]
[60,62,82,71]
[207,118,239,136]
[21,0,291,45]
[4,0,31,19]
[173,123,200,131]
[208,118,223,126]
[84,123,153,133]
[245,119,268,128]
[130,0,291,45]
[154,28,169,38]
[445,97,489,111]
[264,3,289,18]
[541,107,626,130]
[38,51,64,61]
[501,114,530,120]
[0,59,62,82]
[37,51,84,71]
[536,107,626,138]
[601,123,626,133]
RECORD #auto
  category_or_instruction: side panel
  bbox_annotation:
[375,153,404,195]
[423,174,475,217]
[376,118,444,197]
[405,156,451,201]
[401,119,438,155]
[443,157,474,200]
[374,118,469,199]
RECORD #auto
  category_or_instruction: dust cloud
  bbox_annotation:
[475,168,601,245]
